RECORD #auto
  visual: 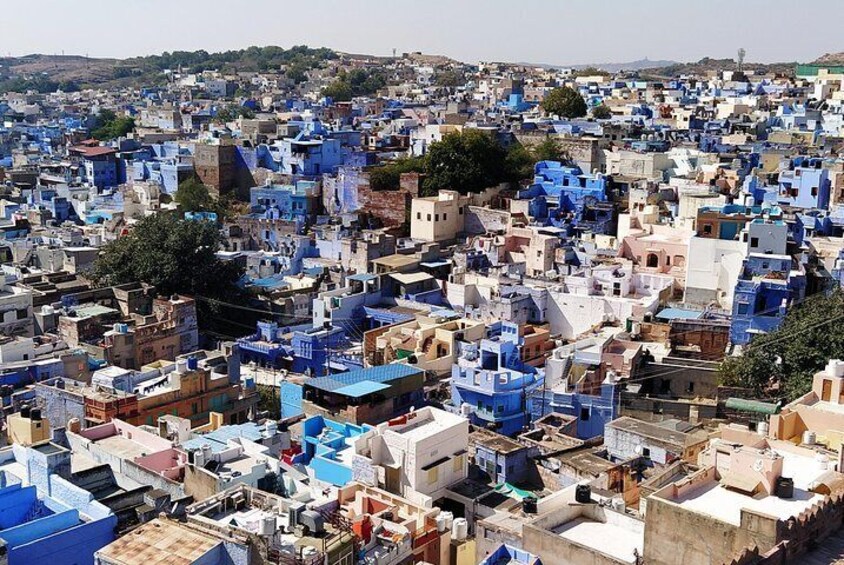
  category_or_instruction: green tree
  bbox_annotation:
[214,105,254,124]
[718,290,844,399]
[322,80,353,102]
[91,212,242,301]
[435,70,464,88]
[591,104,612,120]
[423,130,509,195]
[531,138,564,162]
[368,156,426,191]
[175,178,214,213]
[92,109,135,140]
[541,86,588,119]
[503,143,535,182]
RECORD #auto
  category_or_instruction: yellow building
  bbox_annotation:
[7,407,50,446]
[410,190,470,242]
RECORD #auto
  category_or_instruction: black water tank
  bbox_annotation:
[523,496,537,514]
[20,405,30,419]
[575,485,592,504]
[30,409,41,421]
[775,477,794,499]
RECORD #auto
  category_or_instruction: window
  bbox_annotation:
[703,224,713,235]
[737,303,749,315]
[642,447,651,458]
[443,213,447,221]
[427,467,439,484]
[687,382,695,393]
[459,206,464,215]
[427,214,432,221]
[435,214,439,222]
[750,237,759,248]
[417,212,421,220]
[812,186,818,197]
[580,407,590,421]
[453,455,464,472]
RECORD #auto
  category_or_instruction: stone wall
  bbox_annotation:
[465,207,511,236]
[643,471,780,565]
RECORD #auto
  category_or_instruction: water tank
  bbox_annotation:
[756,421,768,437]
[522,497,538,514]
[20,404,30,419]
[775,477,794,499]
[803,431,817,446]
[187,356,198,371]
[259,516,276,536]
[460,403,472,417]
[30,409,41,421]
[67,418,81,433]
[575,485,592,504]
[41,305,55,316]
[436,514,447,532]
[452,518,468,541]
[299,510,325,535]
[815,452,829,472]
[443,512,453,530]
[264,420,278,437]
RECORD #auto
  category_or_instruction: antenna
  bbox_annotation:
[392,48,397,59]
[737,48,746,73]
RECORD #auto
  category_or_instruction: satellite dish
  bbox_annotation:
[752,459,764,472]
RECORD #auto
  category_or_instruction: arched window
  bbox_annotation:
[646,253,659,268]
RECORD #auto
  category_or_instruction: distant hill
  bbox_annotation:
[811,52,844,66]
[638,57,796,79]
[0,46,338,93]
[577,58,678,73]
[520,58,677,72]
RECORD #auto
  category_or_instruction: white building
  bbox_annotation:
[0,276,34,337]
[355,406,469,507]
[684,236,746,308]
[546,263,673,340]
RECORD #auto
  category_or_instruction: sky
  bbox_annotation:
[4,0,844,65]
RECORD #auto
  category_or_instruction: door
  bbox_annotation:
[823,379,832,402]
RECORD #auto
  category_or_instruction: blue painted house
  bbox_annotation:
[0,442,117,565]
[451,322,544,436]
[777,157,831,210]
[516,161,611,234]
[730,254,806,345]
[297,415,372,487]
[250,180,320,225]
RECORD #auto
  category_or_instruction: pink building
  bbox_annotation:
[619,223,692,291]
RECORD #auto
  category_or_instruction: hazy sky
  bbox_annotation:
[4,0,843,65]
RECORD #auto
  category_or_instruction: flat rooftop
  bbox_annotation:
[94,435,153,461]
[552,516,643,564]
[389,409,464,441]
[471,428,525,454]
[96,519,221,564]
[672,480,822,527]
